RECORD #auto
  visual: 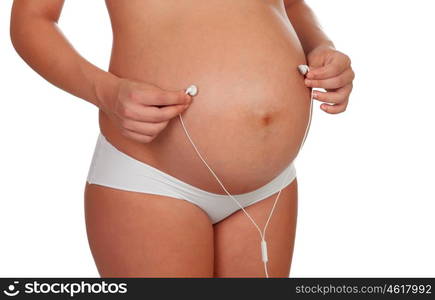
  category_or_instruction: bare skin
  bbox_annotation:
[84,178,297,277]
[11,0,354,277]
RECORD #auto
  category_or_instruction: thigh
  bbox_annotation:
[213,178,298,278]
[84,183,214,278]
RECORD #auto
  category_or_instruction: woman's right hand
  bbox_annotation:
[99,79,193,143]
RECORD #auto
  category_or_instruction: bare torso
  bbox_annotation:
[101,0,311,194]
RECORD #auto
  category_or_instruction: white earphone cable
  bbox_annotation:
[178,66,313,277]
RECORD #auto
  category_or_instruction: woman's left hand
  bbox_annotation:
[304,45,355,114]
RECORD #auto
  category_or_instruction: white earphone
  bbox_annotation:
[298,64,310,76]
[181,64,312,277]
[185,84,198,97]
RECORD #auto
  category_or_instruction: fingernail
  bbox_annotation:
[305,79,311,85]
[313,91,318,98]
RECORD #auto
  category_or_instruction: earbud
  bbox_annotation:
[298,64,310,76]
[185,84,198,97]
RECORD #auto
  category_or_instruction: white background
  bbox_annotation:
[1,0,434,277]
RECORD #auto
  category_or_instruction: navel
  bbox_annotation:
[260,114,273,126]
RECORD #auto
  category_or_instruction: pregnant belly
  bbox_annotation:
[101,2,312,194]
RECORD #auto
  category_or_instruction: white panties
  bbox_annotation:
[86,133,297,224]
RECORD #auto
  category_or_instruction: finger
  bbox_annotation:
[143,89,192,106]
[121,119,168,137]
[320,101,348,114]
[313,84,353,104]
[120,129,155,143]
[152,103,192,122]
[305,68,355,89]
[118,103,190,123]
[307,54,351,80]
